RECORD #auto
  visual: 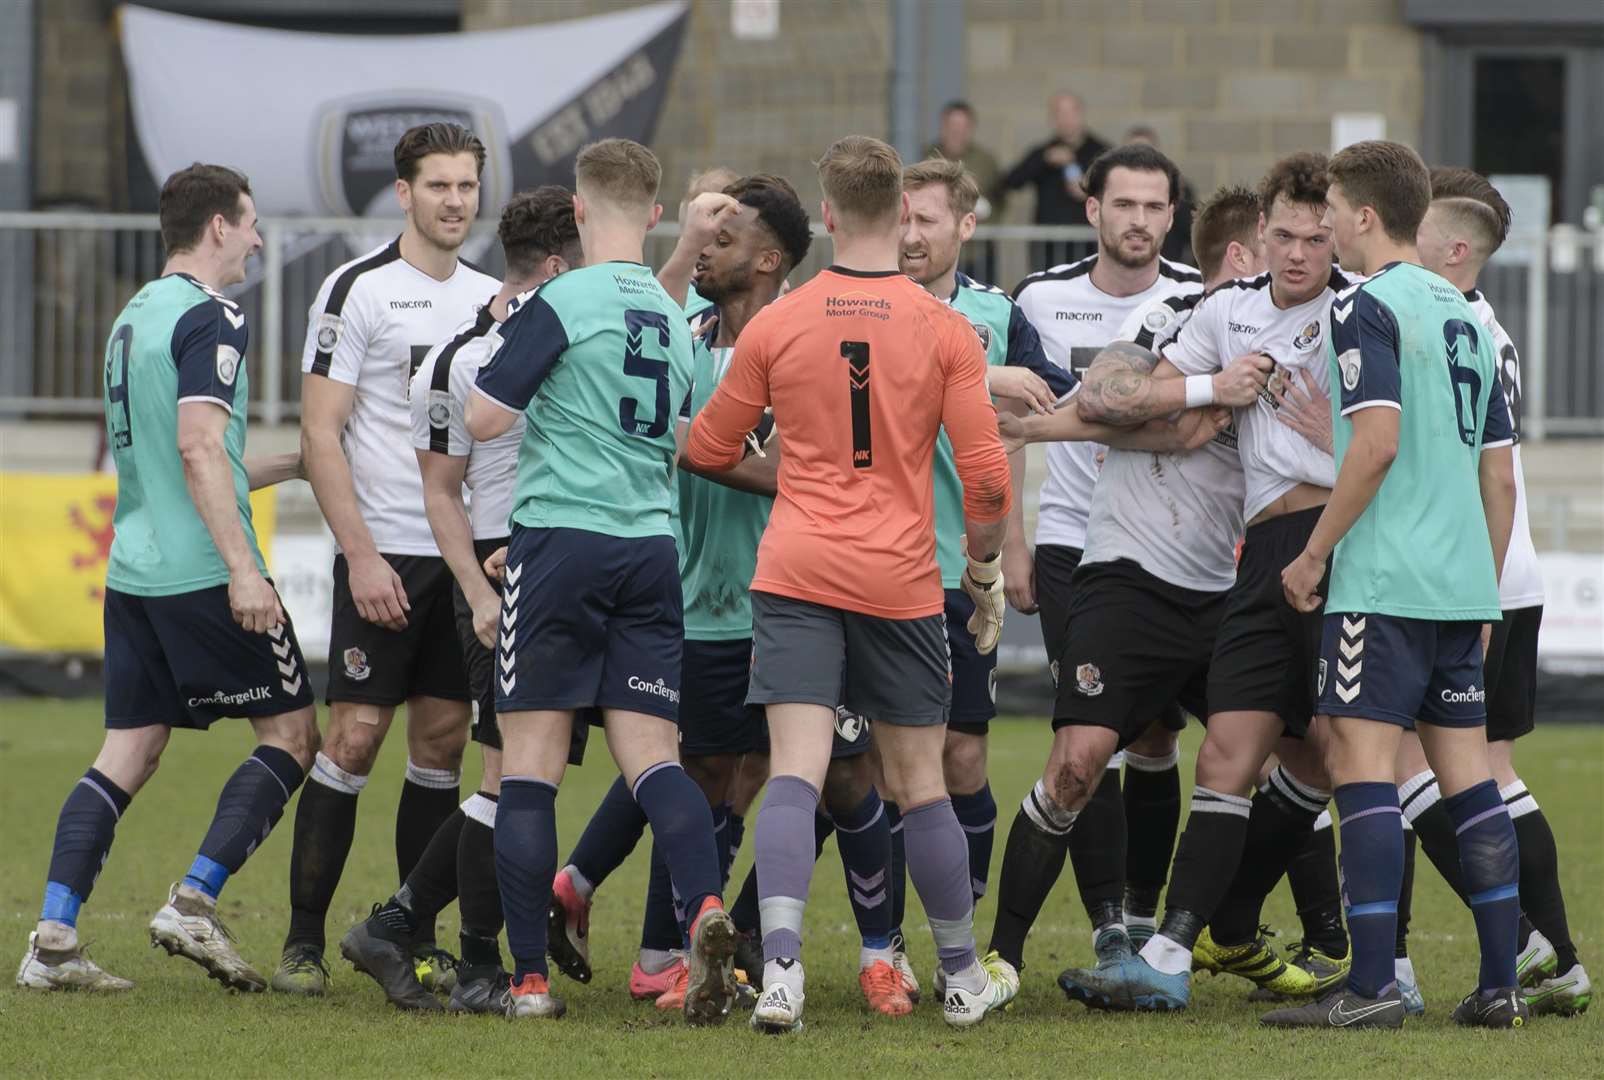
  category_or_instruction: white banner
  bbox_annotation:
[119,3,688,218]
[1538,551,1604,662]
[270,531,336,663]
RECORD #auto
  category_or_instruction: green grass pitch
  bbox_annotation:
[1,700,1597,1077]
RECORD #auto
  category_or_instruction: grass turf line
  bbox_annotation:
[0,700,1597,1076]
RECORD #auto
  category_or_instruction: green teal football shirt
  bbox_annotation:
[103,273,263,596]
[474,262,694,539]
[1326,262,1514,620]
[931,272,1075,586]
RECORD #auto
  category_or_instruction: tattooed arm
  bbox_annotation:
[1078,340,1273,426]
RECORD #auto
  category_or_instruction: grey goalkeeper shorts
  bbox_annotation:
[747,590,951,727]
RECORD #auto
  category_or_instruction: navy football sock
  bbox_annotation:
[41,768,132,926]
[187,746,304,900]
[640,842,682,952]
[884,800,907,941]
[1335,782,1404,998]
[495,777,558,981]
[951,783,998,905]
[727,811,746,866]
[567,775,648,891]
[634,763,721,924]
[714,802,734,888]
[1445,779,1521,991]
[832,788,892,949]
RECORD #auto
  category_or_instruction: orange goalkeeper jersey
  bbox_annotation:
[685,266,1012,619]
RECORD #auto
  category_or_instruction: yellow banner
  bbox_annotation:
[0,473,276,653]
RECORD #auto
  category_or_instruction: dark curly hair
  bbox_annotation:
[499,185,579,277]
[1084,142,1180,204]
[1258,150,1329,213]
[723,173,813,274]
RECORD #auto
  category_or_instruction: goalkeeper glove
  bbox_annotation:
[743,410,776,458]
[959,537,1005,655]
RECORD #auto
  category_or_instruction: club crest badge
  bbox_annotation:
[343,646,371,682]
[315,93,510,217]
[1318,658,1328,695]
[1075,662,1104,697]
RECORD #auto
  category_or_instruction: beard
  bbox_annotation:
[695,263,754,305]
[1101,223,1159,270]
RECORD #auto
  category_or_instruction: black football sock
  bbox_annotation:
[1210,765,1328,946]
[1400,770,1469,900]
[1287,809,1347,957]
[1153,787,1253,948]
[1504,779,1580,971]
[1067,761,1126,930]
[988,781,1076,971]
[395,760,461,898]
[1396,825,1416,958]
[284,754,366,953]
[457,792,503,952]
[395,807,464,940]
[1121,747,1181,921]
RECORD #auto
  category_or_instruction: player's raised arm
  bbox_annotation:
[686,324,770,471]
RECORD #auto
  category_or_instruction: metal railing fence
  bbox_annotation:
[1,213,1600,436]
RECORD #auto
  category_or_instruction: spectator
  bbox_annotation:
[997,91,1111,266]
[924,100,1002,220]
[1125,125,1197,266]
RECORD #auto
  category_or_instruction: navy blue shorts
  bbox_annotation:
[495,526,683,723]
[680,638,764,756]
[944,589,998,736]
[455,537,588,764]
[1316,612,1487,729]
[103,584,314,731]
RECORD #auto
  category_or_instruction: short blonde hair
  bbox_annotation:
[817,136,904,225]
[903,157,980,219]
[575,138,661,213]
[682,166,738,206]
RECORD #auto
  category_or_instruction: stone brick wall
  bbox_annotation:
[965,0,1423,217]
[34,0,124,208]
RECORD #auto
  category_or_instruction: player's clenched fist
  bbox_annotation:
[681,192,742,249]
[960,534,1006,654]
[1213,351,1274,407]
[229,569,284,633]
